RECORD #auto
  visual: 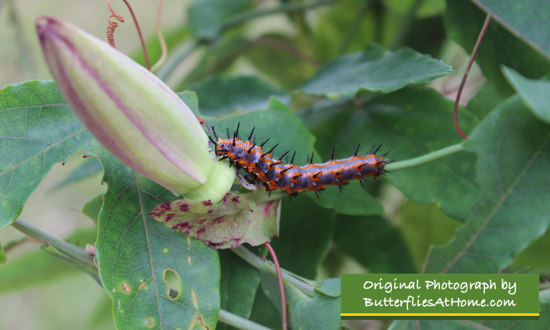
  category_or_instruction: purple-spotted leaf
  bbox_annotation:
[150,192,280,249]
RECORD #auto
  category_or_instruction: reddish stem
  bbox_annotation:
[121,0,151,70]
[265,242,287,330]
[453,14,491,139]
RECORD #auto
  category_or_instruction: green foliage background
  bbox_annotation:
[1,0,549,329]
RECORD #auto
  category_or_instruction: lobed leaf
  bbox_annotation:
[425,96,550,273]
[96,149,221,329]
[0,80,96,228]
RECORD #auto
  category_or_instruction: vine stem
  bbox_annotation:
[11,219,95,268]
[265,242,287,330]
[454,14,491,139]
[232,246,317,296]
[385,143,465,172]
[218,309,272,330]
[121,0,151,70]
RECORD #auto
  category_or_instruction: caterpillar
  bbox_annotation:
[209,123,390,197]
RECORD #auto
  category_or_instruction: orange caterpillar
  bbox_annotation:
[209,124,390,196]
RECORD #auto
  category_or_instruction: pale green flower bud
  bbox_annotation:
[36,16,234,202]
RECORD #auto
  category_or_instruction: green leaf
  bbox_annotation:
[150,192,280,248]
[503,66,550,123]
[473,0,550,60]
[191,75,288,116]
[445,0,550,94]
[425,96,550,273]
[329,86,478,221]
[49,157,102,192]
[301,43,456,97]
[188,0,251,41]
[218,250,260,329]
[271,195,336,278]
[260,269,341,330]
[0,80,96,228]
[96,150,221,329]
[334,215,416,273]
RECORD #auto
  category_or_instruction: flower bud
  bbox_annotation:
[36,16,234,202]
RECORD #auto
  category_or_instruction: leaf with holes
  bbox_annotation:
[96,148,221,329]
[0,80,96,228]
[425,96,550,273]
[150,192,281,249]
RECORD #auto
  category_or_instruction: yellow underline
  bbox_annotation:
[341,313,539,317]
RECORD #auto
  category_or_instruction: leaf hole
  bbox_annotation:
[163,268,181,300]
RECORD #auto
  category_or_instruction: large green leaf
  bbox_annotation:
[445,0,550,94]
[96,150,220,329]
[503,66,550,123]
[301,43,456,97]
[0,80,96,228]
[473,0,550,60]
[324,86,478,221]
[191,75,288,116]
[218,250,260,330]
[425,96,550,273]
[334,215,416,273]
